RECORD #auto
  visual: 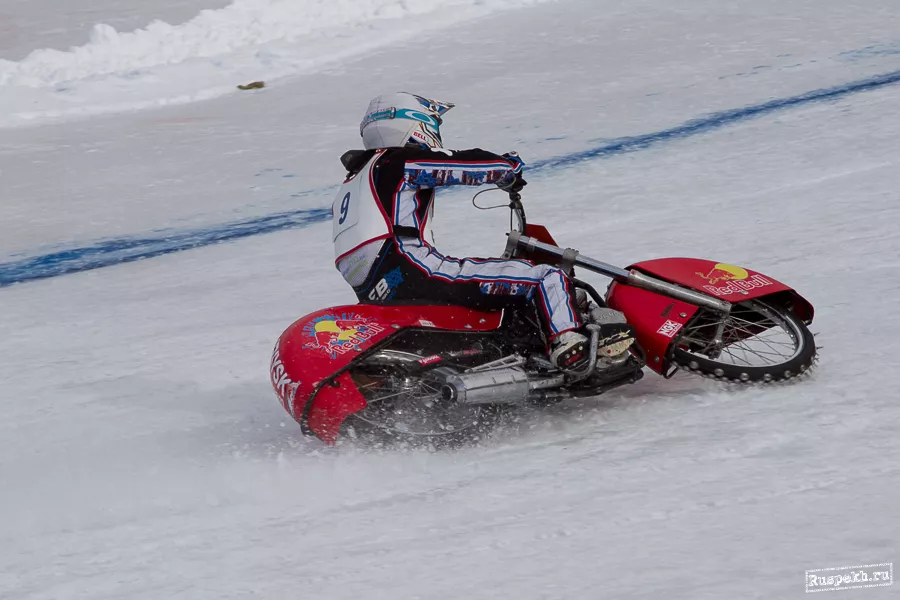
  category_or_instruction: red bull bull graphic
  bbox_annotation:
[697,263,749,284]
[697,263,773,297]
[302,312,386,358]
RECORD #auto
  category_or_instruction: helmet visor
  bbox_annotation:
[409,93,455,117]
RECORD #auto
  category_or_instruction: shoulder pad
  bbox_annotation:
[340,149,377,174]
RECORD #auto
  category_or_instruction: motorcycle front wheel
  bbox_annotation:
[672,299,817,383]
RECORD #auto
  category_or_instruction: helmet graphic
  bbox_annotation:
[360,92,455,150]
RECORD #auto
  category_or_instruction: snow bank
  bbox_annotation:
[0,0,553,126]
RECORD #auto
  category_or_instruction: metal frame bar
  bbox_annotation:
[509,232,732,314]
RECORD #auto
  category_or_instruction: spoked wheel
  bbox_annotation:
[343,350,490,446]
[672,300,816,383]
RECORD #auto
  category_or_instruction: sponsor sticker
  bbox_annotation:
[657,319,683,338]
[368,267,404,302]
[479,281,531,296]
[270,346,298,409]
[704,274,773,297]
[418,354,443,366]
[303,313,385,358]
[697,263,774,297]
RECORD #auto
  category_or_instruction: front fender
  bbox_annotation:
[607,258,815,375]
[630,258,814,322]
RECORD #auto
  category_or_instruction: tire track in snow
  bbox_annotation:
[2,68,900,288]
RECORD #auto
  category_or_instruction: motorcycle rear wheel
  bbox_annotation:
[343,350,491,446]
[672,299,816,383]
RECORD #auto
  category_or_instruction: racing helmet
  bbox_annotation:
[360,92,455,150]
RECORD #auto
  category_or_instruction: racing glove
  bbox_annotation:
[497,152,527,193]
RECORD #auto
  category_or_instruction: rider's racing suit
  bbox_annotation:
[332,146,582,342]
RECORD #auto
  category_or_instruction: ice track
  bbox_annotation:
[1,0,899,598]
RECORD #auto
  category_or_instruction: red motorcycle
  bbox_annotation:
[270,191,816,445]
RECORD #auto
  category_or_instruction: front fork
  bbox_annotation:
[708,318,727,359]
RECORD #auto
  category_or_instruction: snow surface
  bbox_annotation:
[2,0,900,598]
[0,0,230,61]
[0,0,555,127]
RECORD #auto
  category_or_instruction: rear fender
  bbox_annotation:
[271,304,503,444]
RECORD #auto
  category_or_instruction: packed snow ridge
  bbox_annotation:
[0,0,551,88]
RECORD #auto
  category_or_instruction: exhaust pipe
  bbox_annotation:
[432,367,564,406]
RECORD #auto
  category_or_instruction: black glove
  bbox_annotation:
[498,172,528,193]
[498,152,527,193]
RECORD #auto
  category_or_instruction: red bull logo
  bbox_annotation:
[697,263,773,296]
[302,313,386,358]
[697,263,749,285]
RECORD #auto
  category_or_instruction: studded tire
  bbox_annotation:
[672,300,817,384]
[340,350,496,448]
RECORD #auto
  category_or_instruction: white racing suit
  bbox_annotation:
[331,146,582,342]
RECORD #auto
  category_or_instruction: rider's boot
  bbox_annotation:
[550,331,591,371]
[550,324,638,372]
[595,322,637,358]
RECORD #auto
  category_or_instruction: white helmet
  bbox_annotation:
[360,92,455,150]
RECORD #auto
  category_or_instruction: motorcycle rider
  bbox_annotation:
[331,92,635,371]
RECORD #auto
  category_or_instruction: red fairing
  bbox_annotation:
[305,371,368,442]
[524,223,560,247]
[520,223,570,270]
[607,257,815,374]
[606,282,699,375]
[271,304,503,444]
[634,258,770,299]
[630,257,814,321]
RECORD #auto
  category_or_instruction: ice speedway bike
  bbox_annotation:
[270,189,816,445]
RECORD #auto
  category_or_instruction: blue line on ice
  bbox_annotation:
[0,208,332,287]
[2,68,899,288]
[530,69,900,170]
